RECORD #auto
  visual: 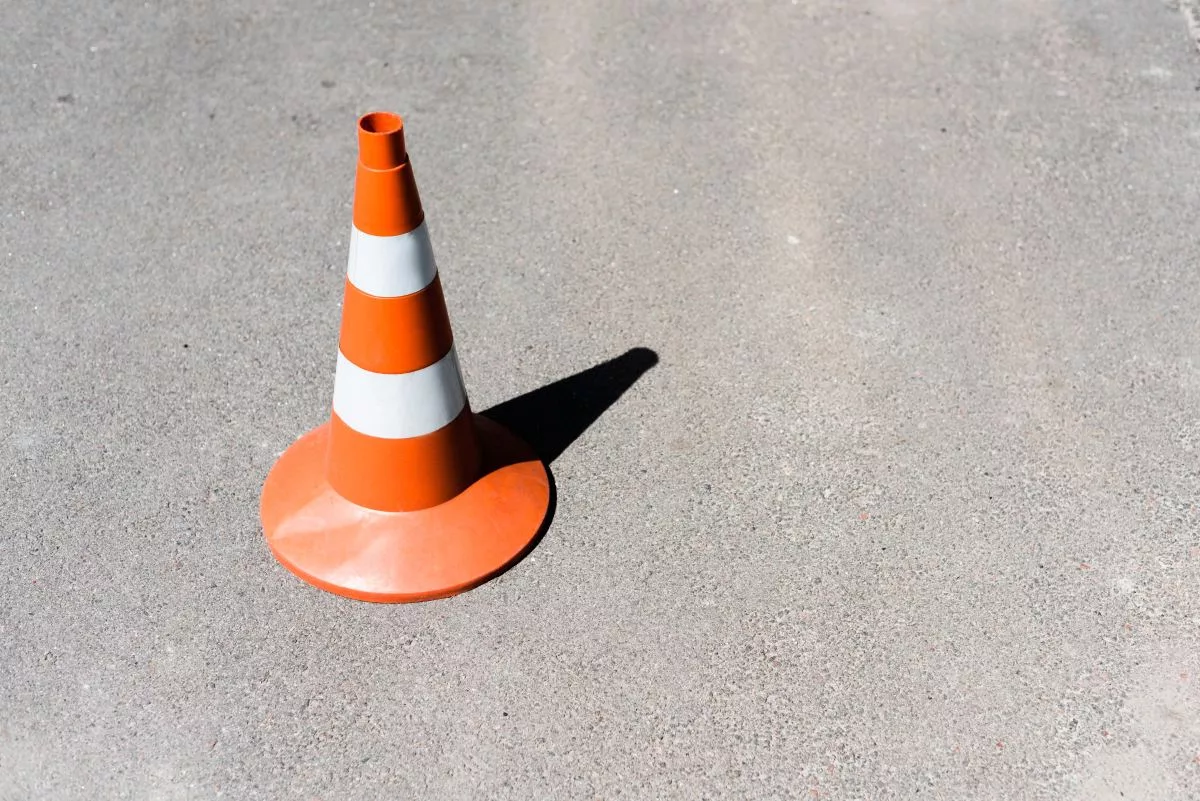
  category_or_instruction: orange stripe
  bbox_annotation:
[327,408,480,512]
[338,276,454,374]
[353,161,424,237]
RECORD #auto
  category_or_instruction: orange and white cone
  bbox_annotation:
[260,111,550,602]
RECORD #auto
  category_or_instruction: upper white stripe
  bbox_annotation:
[347,222,438,297]
[332,347,467,439]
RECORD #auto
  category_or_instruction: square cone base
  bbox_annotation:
[260,415,550,602]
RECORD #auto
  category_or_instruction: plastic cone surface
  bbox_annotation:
[260,111,550,603]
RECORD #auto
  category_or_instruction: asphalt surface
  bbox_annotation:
[3,1,1200,798]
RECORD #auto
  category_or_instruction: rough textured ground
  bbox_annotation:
[3,1,1199,798]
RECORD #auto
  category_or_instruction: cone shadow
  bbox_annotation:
[474,347,659,585]
[481,347,660,465]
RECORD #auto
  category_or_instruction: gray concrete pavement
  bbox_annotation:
[3,0,1200,798]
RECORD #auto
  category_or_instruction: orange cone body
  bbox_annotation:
[260,112,550,603]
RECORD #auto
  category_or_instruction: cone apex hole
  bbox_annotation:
[360,112,402,135]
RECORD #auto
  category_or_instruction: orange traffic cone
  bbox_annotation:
[260,111,551,603]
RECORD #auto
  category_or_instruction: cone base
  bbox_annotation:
[260,415,550,603]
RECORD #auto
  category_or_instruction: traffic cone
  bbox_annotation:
[260,111,551,603]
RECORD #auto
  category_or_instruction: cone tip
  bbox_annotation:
[358,111,407,170]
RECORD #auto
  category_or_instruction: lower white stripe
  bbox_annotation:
[332,348,467,439]
[347,222,438,297]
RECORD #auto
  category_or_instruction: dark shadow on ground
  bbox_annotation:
[480,347,659,465]
[476,347,658,586]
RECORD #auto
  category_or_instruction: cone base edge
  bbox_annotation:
[260,414,550,603]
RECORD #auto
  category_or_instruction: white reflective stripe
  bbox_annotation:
[346,222,438,297]
[332,348,467,439]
